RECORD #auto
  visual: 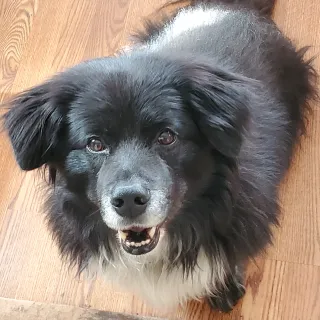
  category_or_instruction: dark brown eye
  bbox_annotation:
[87,138,106,153]
[157,130,176,145]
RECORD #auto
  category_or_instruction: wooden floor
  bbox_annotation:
[0,0,319,319]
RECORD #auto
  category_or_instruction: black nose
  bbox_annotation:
[111,185,150,218]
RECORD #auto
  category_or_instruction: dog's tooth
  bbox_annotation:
[118,230,128,241]
[148,227,156,238]
[124,239,152,248]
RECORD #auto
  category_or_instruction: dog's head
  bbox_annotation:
[4,54,254,263]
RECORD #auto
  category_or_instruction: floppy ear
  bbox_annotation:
[178,62,257,158]
[3,79,73,170]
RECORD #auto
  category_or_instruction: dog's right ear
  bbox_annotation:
[3,79,74,170]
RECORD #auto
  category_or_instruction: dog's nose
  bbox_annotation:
[111,185,150,218]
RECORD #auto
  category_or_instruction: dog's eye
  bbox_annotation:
[87,138,106,153]
[157,130,176,145]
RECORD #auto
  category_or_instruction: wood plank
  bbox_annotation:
[0,297,164,320]
[267,1,320,266]
[119,0,168,47]
[241,259,320,320]
[0,0,38,101]
[10,0,131,92]
[0,0,38,220]
[83,0,131,59]
[268,111,320,266]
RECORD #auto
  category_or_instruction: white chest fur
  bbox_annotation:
[89,247,226,309]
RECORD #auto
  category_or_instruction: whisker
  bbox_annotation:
[86,209,100,218]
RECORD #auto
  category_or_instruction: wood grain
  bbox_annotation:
[0,0,319,319]
[0,0,38,101]
[0,297,164,320]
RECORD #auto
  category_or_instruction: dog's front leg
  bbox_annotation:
[206,264,246,313]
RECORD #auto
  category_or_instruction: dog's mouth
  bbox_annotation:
[118,226,161,255]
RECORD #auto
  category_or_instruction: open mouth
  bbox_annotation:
[118,226,161,255]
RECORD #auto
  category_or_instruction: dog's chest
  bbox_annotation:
[91,250,225,309]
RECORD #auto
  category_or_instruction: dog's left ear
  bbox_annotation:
[178,62,257,158]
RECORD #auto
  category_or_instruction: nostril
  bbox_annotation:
[134,195,148,206]
[111,198,124,208]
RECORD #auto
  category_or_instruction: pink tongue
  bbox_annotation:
[127,227,148,233]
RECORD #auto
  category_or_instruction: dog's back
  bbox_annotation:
[132,0,316,180]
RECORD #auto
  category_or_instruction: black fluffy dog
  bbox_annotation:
[3,0,317,312]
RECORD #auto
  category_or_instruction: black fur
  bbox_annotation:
[207,264,246,312]
[2,0,317,312]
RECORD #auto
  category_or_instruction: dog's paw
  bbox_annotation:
[206,282,245,313]
[206,265,246,313]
